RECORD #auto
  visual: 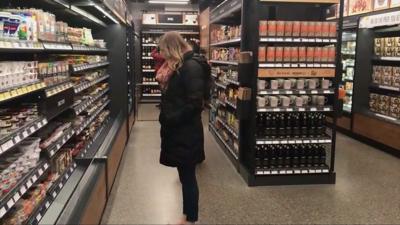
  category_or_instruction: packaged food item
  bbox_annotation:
[275,47,283,62]
[292,21,301,37]
[385,37,394,47]
[329,22,337,37]
[308,21,316,37]
[375,46,382,56]
[314,47,322,62]
[259,20,268,36]
[315,22,323,37]
[321,47,329,62]
[322,22,330,37]
[306,47,314,62]
[258,46,266,62]
[327,46,336,62]
[299,47,306,62]
[300,21,309,37]
[372,66,382,84]
[291,47,298,62]
[395,37,400,47]
[283,47,291,62]
[276,21,285,37]
[284,21,293,37]
[384,47,393,57]
[267,21,277,36]
[266,47,275,62]
[375,38,383,47]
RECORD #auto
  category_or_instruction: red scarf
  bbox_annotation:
[156,61,174,90]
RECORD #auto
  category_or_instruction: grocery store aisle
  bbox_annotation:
[101,115,400,224]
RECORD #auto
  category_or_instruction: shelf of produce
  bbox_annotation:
[259,63,336,68]
[216,117,239,139]
[225,100,237,109]
[209,60,239,65]
[143,69,156,73]
[259,37,337,43]
[226,78,240,86]
[369,84,400,93]
[75,100,110,136]
[209,123,239,160]
[142,43,158,47]
[71,61,110,73]
[141,82,159,86]
[25,162,77,225]
[0,82,46,103]
[0,161,50,219]
[74,75,110,94]
[215,81,227,89]
[372,56,400,61]
[45,82,74,98]
[256,136,332,145]
[0,117,48,156]
[73,88,109,115]
[210,38,241,47]
[258,89,334,95]
[257,106,333,112]
[258,68,335,78]
[255,166,330,175]
[43,128,75,158]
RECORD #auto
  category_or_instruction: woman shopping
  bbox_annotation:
[157,31,210,224]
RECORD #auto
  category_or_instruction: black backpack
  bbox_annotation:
[191,53,212,101]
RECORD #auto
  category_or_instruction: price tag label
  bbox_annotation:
[283,64,291,68]
[27,180,32,187]
[13,193,21,202]
[2,140,14,151]
[32,175,38,182]
[272,141,280,144]
[66,174,69,179]
[303,140,310,143]
[299,108,305,112]
[38,168,43,175]
[311,90,318,94]
[302,170,309,173]
[52,192,57,198]
[309,169,316,173]
[323,39,329,43]
[45,202,50,208]
[0,207,7,217]
[265,171,271,175]
[4,92,11,99]
[20,186,26,194]
[36,213,42,222]
[286,108,293,112]
[273,108,281,112]
[289,140,295,144]
[271,171,278,175]
[324,107,331,111]
[294,170,301,174]
[279,170,286,174]
[307,64,314,68]
[256,171,263,175]
[323,169,329,173]
[7,199,14,208]
[50,150,55,156]
[310,108,317,111]
[256,141,264,145]
[299,64,307,68]
[286,91,293,94]
[59,183,63,189]
[30,126,36,133]
[281,140,288,144]
[323,90,331,94]
[57,144,61,150]
[316,169,322,173]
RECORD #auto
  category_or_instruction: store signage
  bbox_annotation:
[158,14,183,24]
[359,10,400,28]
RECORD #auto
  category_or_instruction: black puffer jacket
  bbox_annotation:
[159,51,206,167]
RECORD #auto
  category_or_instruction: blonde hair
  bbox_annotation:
[159,31,192,71]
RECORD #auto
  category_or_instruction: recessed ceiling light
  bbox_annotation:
[149,0,190,4]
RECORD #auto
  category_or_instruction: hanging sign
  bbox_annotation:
[359,10,400,28]
[158,14,183,24]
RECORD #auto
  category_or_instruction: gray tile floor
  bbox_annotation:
[101,118,400,224]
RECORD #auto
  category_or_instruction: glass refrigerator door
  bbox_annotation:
[341,31,357,113]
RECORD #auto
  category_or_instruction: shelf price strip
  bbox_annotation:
[209,124,239,160]
[0,40,44,50]
[43,42,72,51]
[74,75,110,94]
[46,129,75,158]
[255,167,330,175]
[79,121,107,158]
[258,89,335,95]
[210,38,241,47]
[0,162,50,219]
[74,88,109,115]
[215,81,227,89]
[256,137,332,145]
[257,106,333,112]
[226,78,240,86]
[259,63,335,68]
[72,61,110,73]
[0,82,46,103]
[28,163,78,225]
[72,45,108,52]
[209,60,239,65]
[45,82,74,98]
[0,118,48,155]
[259,37,337,43]
[225,100,237,109]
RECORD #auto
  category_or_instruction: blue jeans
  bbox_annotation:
[177,165,199,222]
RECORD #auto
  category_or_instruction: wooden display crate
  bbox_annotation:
[258,68,336,78]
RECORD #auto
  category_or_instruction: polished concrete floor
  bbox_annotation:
[101,117,400,224]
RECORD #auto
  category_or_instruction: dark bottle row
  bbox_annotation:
[142,87,161,95]
[142,46,156,57]
[256,112,327,138]
[142,60,155,70]
[255,144,327,169]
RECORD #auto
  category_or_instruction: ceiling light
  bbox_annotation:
[149,0,190,4]
[71,5,106,26]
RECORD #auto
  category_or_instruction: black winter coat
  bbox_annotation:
[159,51,206,167]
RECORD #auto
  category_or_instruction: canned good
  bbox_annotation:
[315,22,323,37]
[308,22,316,37]
[314,47,322,62]
[300,21,309,37]
[267,21,277,36]
[322,22,330,37]
[266,47,276,62]
[276,21,285,37]
[275,47,283,62]
[306,47,315,62]
[299,47,307,62]
[259,20,268,36]
[283,47,291,62]
[292,21,301,37]
[284,21,293,37]
[258,46,266,62]
[291,47,299,62]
